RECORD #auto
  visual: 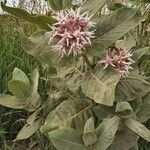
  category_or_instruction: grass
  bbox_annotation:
[0,15,56,149]
[0,16,38,93]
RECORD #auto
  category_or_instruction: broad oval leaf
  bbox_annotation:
[8,80,30,100]
[12,68,30,85]
[49,128,91,150]
[115,102,133,118]
[48,0,63,11]
[0,94,25,109]
[125,118,150,142]
[93,104,115,121]
[115,35,136,51]
[95,116,120,150]
[108,127,139,150]
[87,8,142,56]
[82,64,121,106]
[25,68,41,109]
[107,1,125,11]
[136,93,150,122]
[115,77,150,102]
[84,117,95,133]
[47,0,73,11]
[63,0,74,8]
[134,47,150,59]
[81,0,107,16]
[57,63,84,94]
[137,103,150,123]
[23,36,76,67]
[83,117,97,146]
[40,99,94,134]
[26,110,39,125]
[14,118,43,141]
[130,144,139,150]
[1,2,56,31]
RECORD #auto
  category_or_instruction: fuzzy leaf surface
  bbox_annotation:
[115,77,150,102]
[0,94,26,109]
[23,36,76,67]
[83,117,97,146]
[49,128,91,150]
[14,119,43,141]
[88,8,142,56]
[8,80,30,100]
[41,99,93,134]
[125,118,150,142]
[1,2,56,30]
[108,127,139,150]
[82,64,121,106]
[95,116,120,150]
[81,0,107,16]
[12,68,30,85]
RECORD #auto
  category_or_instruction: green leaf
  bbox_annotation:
[107,127,139,150]
[49,77,66,91]
[93,104,115,121]
[87,8,142,56]
[137,103,150,122]
[125,118,150,142]
[40,99,93,134]
[95,116,120,150]
[8,80,30,100]
[129,0,150,4]
[134,93,150,122]
[115,102,133,118]
[0,94,25,109]
[1,2,56,30]
[31,68,39,93]
[143,0,150,3]
[49,128,90,150]
[62,0,73,8]
[31,15,56,31]
[130,98,143,113]
[129,144,139,150]
[136,93,150,122]
[107,1,125,11]
[81,0,107,16]
[134,47,150,59]
[23,36,76,67]
[14,119,43,141]
[26,68,41,108]
[27,111,39,125]
[58,63,83,94]
[48,0,63,11]
[95,8,141,37]
[83,117,97,146]
[48,0,73,10]
[115,77,150,102]
[47,90,68,112]
[84,117,95,133]
[115,35,136,51]
[138,55,150,77]
[12,68,30,85]
[82,64,121,106]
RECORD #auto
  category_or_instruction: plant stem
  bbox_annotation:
[82,54,93,69]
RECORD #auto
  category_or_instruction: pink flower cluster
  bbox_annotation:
[101,46,135,77]
[47,8,95,57]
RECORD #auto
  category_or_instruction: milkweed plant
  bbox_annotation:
[0,0,150,150]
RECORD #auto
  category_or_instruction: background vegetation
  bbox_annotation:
[0,0,150,149]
